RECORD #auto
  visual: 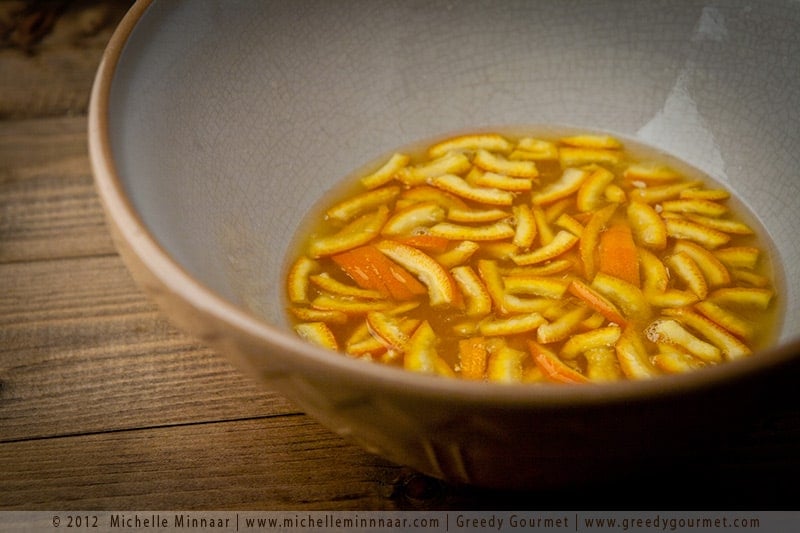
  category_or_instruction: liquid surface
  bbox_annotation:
[284,130,780,384]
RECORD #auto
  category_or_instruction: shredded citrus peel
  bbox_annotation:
[286,131,778,383]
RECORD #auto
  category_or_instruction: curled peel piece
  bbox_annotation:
[308,206,389,257]
[428,133,513,158]
[577,166,616,212]
[474,148,539,178]
[326,186,400,222]
[375,240,462,308]
[451,265,492,317]
[487,344,527,383]
[663,307,752,360]
[528,340,590,384]
[561,326,622,359]
[295,322,339,352]
[645,318,721,362]
[532,167,590,206]
[429,221,515,241]
[431,173,515,206]
[404,320,453,376]
[361,153,410,189]
[399,152,472,186]
[381,202,446,236]
[511,230,579,265]
[287,256,319,304]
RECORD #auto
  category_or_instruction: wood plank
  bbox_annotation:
[1,414,799,510]
[0,0,133,120]
[0,416,404,510]
[0,255,297,442]
[0,116,116,262]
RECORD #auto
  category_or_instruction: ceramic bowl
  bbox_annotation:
[89,0,800,489]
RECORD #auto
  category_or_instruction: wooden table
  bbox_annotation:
[2,1,800,514]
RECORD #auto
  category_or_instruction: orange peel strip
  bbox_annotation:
[672,240,731,288]
[361,153,410,189]
[662,307,751,360]
[430,174,515,205]
[404,320,453,376]
[577,166,615,212]
[532,206,553,245]
[447,206,510,223]
[646,289,700,308]
[559,146,623,167]
[308,205,389,257]
[502,275,569,299]
[554,213,585,237]
[653,350,705,374]
[666,252,708,299]
[381,202,446,236]
[511,230,579,265]
[615,327,658,379]
[528,340,590,384]
[591,272,652,324]
[503,259,573,277]
[428,221,515,241]
[627,201,667,250]
[394,234,450,253]
[311,293,393,314]
[645,318,721,362]
[487,344,527,383]
[694,300,753,340]
[310,273,383,299]
[325,186,400,222]
[375,240,462,308]
[477,259,510,315]
[331,245,427,300]
[623,162,682,183]
[598,223,641,287]
[560,134,623,149]
[473,171,534,192]
[638,248,669,293]
[458,337,488,380]
[428,133,512,158]
[512,203,537,249]
[579,203,617,279]
[515,138,559,160]
[532,167,590,206]
[663,218,731,249]
[290,307,348,325]
[365,311,414,353]
[585,347,624,381]
[568,279,627,326]
[479,312,546,336]
[709,287,773,309]
[680,188,730,201]
[398,151,472,186]
[713,246,760,270]
[683,214,753,235]
[294,322,339,351]
[473,148,539,178]
[561,325,622,359]
[536,305,592,344]
[398,185,469,211]
[451,265,493,317]
[433,240,480,269]
[661,199,728,217]
[629,180,702,203]
[287,255,319,304]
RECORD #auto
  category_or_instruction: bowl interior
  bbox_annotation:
[107,0,800,353]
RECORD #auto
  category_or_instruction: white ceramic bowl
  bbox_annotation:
[89,0,800,489]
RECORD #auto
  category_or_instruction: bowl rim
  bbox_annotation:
[88,0,800,409]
